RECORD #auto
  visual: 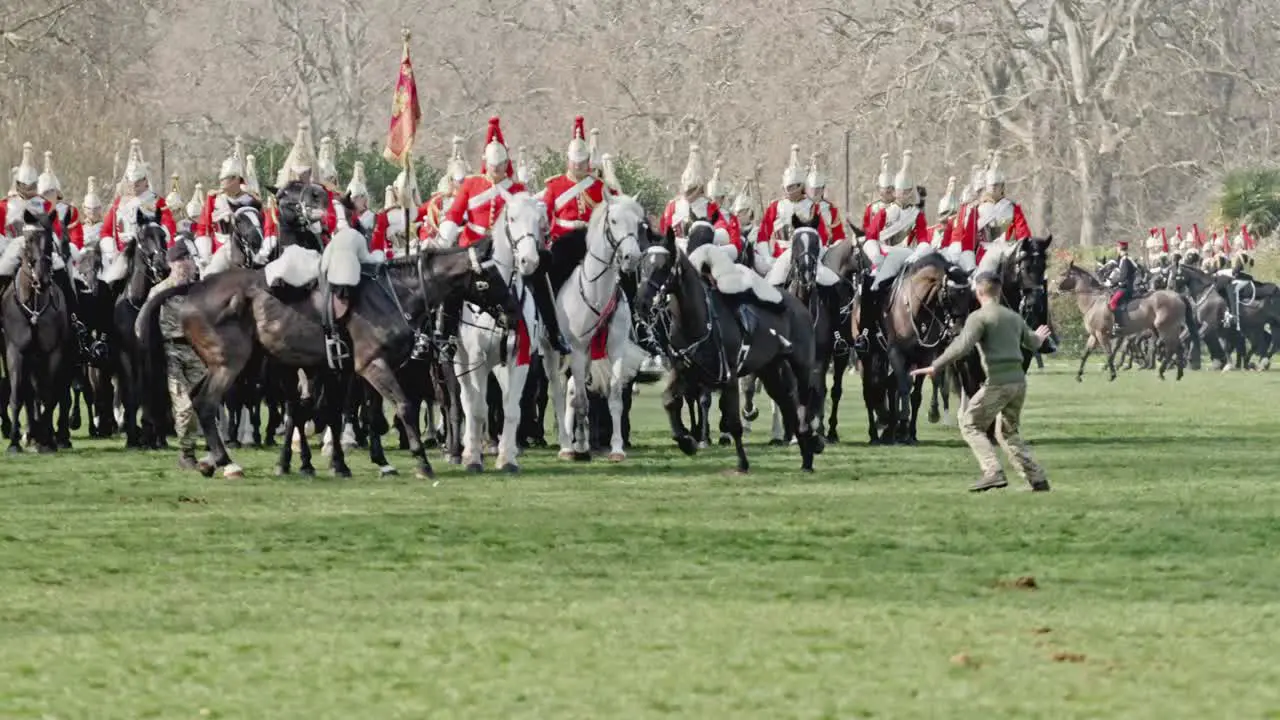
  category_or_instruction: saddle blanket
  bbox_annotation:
[764,247,841,288]
[266,245,322,288]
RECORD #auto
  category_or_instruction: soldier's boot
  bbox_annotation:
[435,297,462,359]
[530,271,571,355]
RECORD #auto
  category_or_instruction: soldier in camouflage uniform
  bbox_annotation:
[149,243,205,468]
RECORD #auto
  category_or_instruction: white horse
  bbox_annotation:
[455,192,545,473]
[543,195,647,461]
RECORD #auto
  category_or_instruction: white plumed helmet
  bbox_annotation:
[588,127,602,169]
[680,143,706,193]
[481,116,510,174]
[244,154,261,195]
[165,173,184,211]
[219,136,246,181]
[316,136,338,185]
[781,144,804,189]
[601,153,622,194]
[937,176,957,217]
[384,185,397,209]
[893,150,913,191]
[279,121,317,185]
[985,150,1006,187]
[37,150,61,195]
[82,176,103,210]
[805,152,826,190]
[122,138,150,185]
[566,116,589,164]
[14,142,39,187]
[346,161,369,199]
[876,153,892,188]
[186,183,204,219]
[706,160,726,200]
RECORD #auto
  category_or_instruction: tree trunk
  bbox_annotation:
[1076,150,1115,248]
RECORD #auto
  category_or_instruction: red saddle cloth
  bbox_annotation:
[589,291,620,361]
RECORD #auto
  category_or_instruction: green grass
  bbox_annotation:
[3,362,1280,719]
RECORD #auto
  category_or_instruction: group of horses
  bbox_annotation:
[2,180,1242,478]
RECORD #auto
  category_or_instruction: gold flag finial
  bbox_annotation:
[401,27,411,44]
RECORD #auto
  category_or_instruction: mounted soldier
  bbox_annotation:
[81,176,106,262]
[660,143,728,253]
[1108,238,1139,333]
[196,137,264,266]
[1223,224,1260,330]
[344,161,377,240]
[807,153,846,244]
[539,115,619,355]
[758,145,826,279]
[434,116,528,353]
[970,151,1031,262]
[417,136,467,250]
[932,176,957,249]
[372,171,418,260]
[244,154,278,259]
[725,181,756,266]
[515,146,538,194]
[706,159,729,212]
[101,139,178,255]
[861,153,893,252]
[1,144,48,239]
[30,150,83,322]
[854,149,923,350]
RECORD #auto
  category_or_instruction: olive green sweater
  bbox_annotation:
[931,302,1041,384]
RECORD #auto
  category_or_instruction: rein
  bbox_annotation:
[645,251,730,384]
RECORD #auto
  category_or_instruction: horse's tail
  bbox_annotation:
[137,283,196,426]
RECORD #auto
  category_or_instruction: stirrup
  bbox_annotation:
[324,334,350,370]
[411,331,432,360]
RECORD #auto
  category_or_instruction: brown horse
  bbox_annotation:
[878,253,973,444]
[1055,262,1193,381]
[137,241,515,478]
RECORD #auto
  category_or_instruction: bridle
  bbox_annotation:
[231,206,265,266]
[577,200,638,319]
[16,224,53,323]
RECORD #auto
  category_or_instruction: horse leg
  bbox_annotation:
[456,368,485,473]
[719,381,749,474]
[364,391,394,477]
[886,348,912,443]
[7,349,25,453]
[117,351,141,448]
[1103,337,1121,381]
[606,362,627,462]
[191,364,244,477]
[662,371,697,456]
[861,359,882,445]
[1075,336,1097,382]
[566,350,592,460]
[741,374,759,421]
[697,391,712,449]
[908,374,925,445]
[545,352,571,459]
[359,357,430,478]
[497,363,527,472]
[826,355,845,443]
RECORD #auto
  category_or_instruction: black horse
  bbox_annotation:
[111,213,171,449]
[1,209,72,452]
[636,223,821,473]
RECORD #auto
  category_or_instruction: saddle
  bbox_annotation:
[265,245,322,290]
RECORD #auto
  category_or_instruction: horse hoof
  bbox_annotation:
[725,468,749,477]
[197,462,216,478]
[466,463,484,474]
[299,466,316,477]
[927,408,940,424]
[697,440,710,450]
[332,467,353,479]
[57,439,72,450]
[825,431,840,444]
[448,455,463,466]
[768,438,787,447]
[5,444,19,455]
[718,434,732,447]
[397,441,411,451]
[743,407,760,422]
[675,435,698,456]
[226,441,241,450]
[811,436,826,455]
[868,437,883,446]
[416,467,436,481]
[573,452,592,462]
[379,465,398,477]
[274,466,290,477]
[557,449,575,461]
[502,463,519,474]
[608,452,625,463]
[801,466,815,474]
[224,466,245,480]
[70,417,82,431]
[36,444,55,455]
[1075,375,1084,383]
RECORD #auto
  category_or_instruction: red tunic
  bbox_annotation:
[862,201,888,241]
[816,200,847,243]
[443,176,527,248]
[541,173,614,242]
[758,199,830,257]
[723,214,745,253]
[2,197,76,245]
[659,197,725,237]
[415,193,447,242]
[101,195,178,251]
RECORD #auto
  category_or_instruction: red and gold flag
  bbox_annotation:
[382,29,422,167]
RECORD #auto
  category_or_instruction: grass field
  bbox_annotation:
[3,361,1280,719]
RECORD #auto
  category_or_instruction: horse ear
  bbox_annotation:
[1043,234,1053,247]
[471,237,493,261]
[264,184,279,197]
[23,208,39,226]
[664,226,676,252]
[136,208,147,226]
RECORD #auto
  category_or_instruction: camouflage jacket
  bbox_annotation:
[145,275,191,340]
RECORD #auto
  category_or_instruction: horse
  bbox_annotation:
[1169,262,1229,369]
[545,195,648,462]
[0,209,72,453]
[1214,270,1280,370]
[137,238,514,479]
[111,215,171,448]
[1055,262,1194,381]
[941,237,1055,428]
[268,181,331,254]
[879,250,973,444]
[453,193,544,473]
[816,237,872,442]
[782,224,837,445]
[201,206,271,449]
[70,242,117,437]
[635,223,821,473]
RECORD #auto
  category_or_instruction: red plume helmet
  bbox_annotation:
[481,116,513,176]
[573,116,585,141]
[1221,226,1232,253]
[1161,228,1169,253]
[1242,223,1255,251]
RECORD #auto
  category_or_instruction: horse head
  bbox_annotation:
[134,210,171,282]
[635,228,679,319]
[790,226,822,291]
[19,207,55,293]
[458,238,520,322]
[231,205,266,263]
[596,194,645,273]
[497,192,544,279]
[1054,261,1088,293]
[275,181,329,236]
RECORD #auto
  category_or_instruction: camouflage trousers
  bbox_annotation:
[166,342,206,454]
[959,380,1047,486]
